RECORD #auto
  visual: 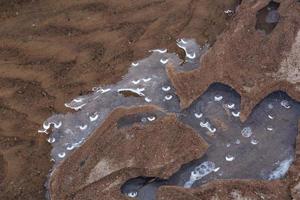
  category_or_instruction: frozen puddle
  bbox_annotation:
[122,86,300,200]
[39,39,300,199]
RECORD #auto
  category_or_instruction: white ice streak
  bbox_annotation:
[268,157,293,180]
[64,103,87,111]
[142,78,152,82]
[150,49,167,53]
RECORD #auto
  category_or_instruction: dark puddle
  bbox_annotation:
[255,0,280,34]
[117,112,163,129]
[121,83,300,199]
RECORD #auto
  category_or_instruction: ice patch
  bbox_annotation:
[184,161,216,188]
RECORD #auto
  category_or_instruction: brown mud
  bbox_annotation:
[0,0,300,200]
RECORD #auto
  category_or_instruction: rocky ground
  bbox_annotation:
[0,0,300,200]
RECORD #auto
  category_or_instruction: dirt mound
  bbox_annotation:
[49,106,208,200]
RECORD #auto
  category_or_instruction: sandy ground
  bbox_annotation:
[0,0,238,199]
[1,0,300,200]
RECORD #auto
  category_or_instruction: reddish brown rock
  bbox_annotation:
[49,105,208,200]
[167,0,300,121]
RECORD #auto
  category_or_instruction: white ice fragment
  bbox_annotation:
[164,95,173,101]
[235,139,241,145]
[213,167,220,172]
[200,121,209,128]
[225,155,235,161]
[162,86,171,92]
[280,100,291,109]
[194,113,203,118]
[47,137,55,143]
[251,138,259,145]
[232,111,240,117]
[160,58,168,64]
[214,95,223,101]
[268,114,274,119]
[241,126,253,138]
[208,127,216,133]
[131,62,139,67]
[147,116,156,121]
[132,80,141,85]
[73,98,83,103]
[267,127,273,131]
[224,9,234,14]
[43,122,50,130]
[66,145,75,151]
[226,143,231,148]
[137,88,145,92]
[89,113,99,122]
[54,121,62,129]
[127,191,138,198]
[58,152,66,158]
[145,97,152,103]
[79,124,88,130]
[268,104,274,109]
[186,52,196,59]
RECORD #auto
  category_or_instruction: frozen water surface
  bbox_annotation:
[39,39,300,200]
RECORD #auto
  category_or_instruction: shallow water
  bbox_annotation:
[121,86,300,200]
[39,38,300,200]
